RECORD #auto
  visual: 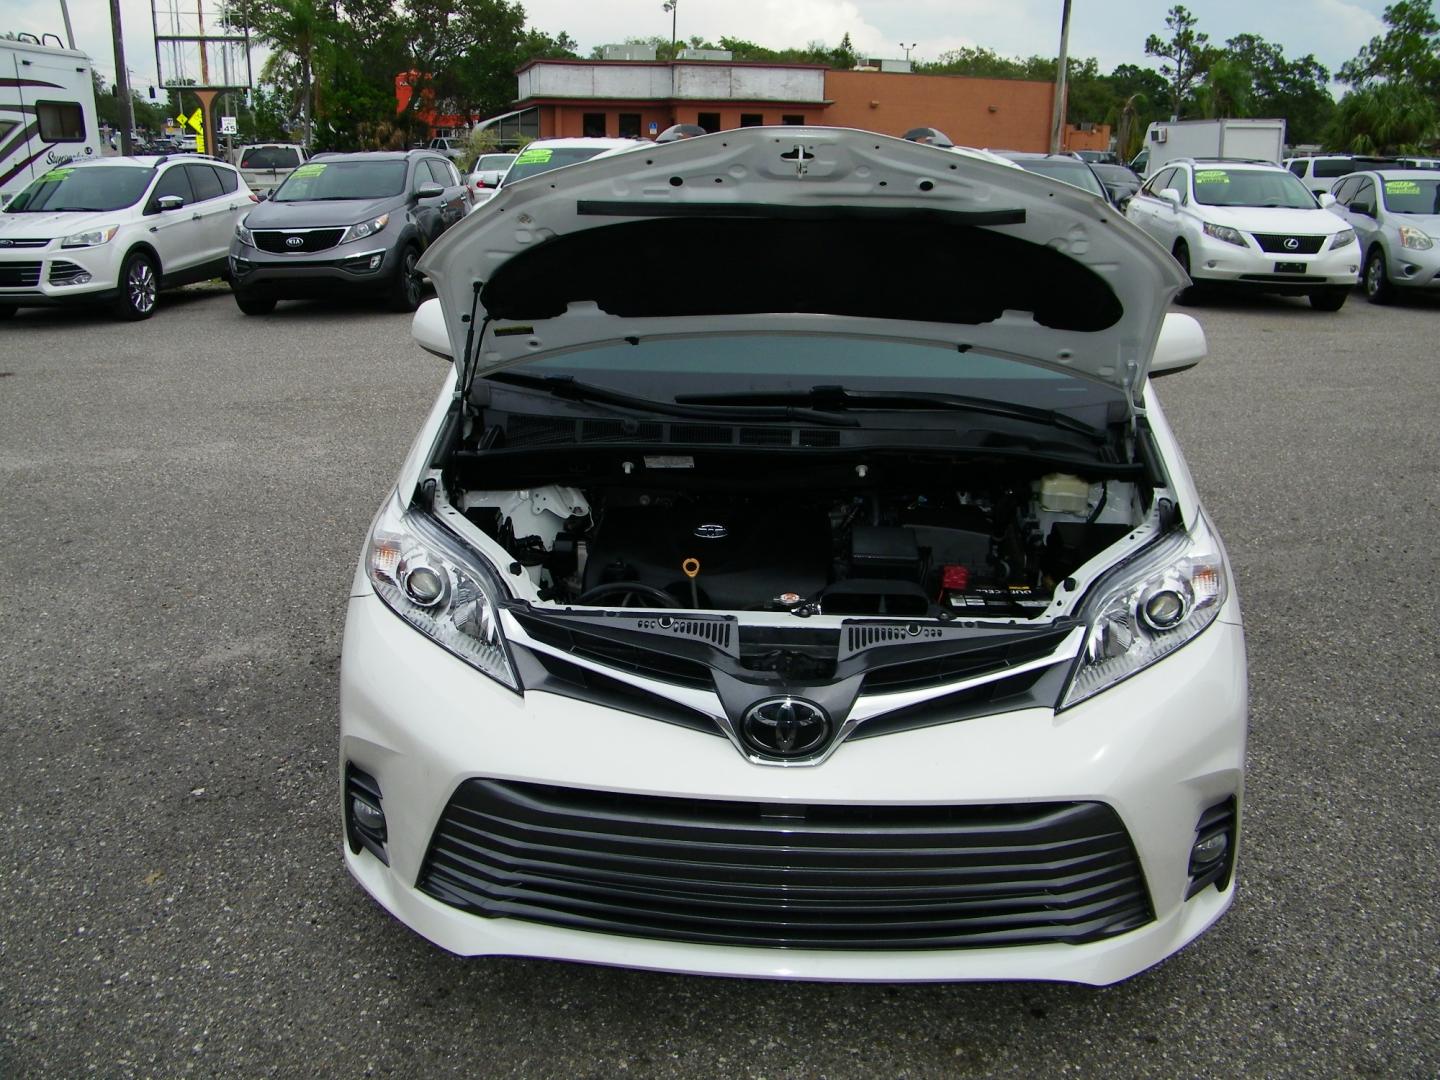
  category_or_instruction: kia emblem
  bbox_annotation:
[285,235,304,248]
[694,523,728,540]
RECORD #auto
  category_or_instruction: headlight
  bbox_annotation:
[1330,228,1356,249]
[1202,222,1246,247]
[60,226,118,248]
[1060,515,1229,708]
[341,213,389,243]
[1399,225,1433,250]
[234,220,254,246]
[366,495,519,690]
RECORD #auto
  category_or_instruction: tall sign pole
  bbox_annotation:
[109,0,137,154]
[1049,0,1073,155]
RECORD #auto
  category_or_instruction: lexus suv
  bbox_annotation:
[0,155,253,320]
[1126,158,1359,310]
[228,150,470,314]
[341,128,1247,986]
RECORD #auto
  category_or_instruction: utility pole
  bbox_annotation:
[1048,0,1073,155]
[663,0,677,57]
[108,0,136,155]
[58,0,77,48]
[900,43,916,62]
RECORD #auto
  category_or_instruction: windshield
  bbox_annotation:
[502,147,611,187]
[1192,168,1316,208]
[1014,159,1106,199]
[241,146,301,169]
[5,165,152,212]
[1380,177,1440,214]
[494,334,1118,417]
[272,160,406,201]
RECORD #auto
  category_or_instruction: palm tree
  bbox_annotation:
[251,0,326,147]
[1328,82,1439,154]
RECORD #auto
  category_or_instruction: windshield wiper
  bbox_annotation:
[674,385,1104,439]
[487,372,858,427]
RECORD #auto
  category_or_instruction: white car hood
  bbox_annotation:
[420,127,1188,400]
[0,209,117,240]
[1199,204,1346,235]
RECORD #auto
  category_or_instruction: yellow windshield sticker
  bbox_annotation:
[1195,170,1229,184]
[291,162,327,178]
[515,148,553,165]
[40,168,74,182]
[1386,180,1421,195]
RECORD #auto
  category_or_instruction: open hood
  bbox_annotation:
[419,128,1187,400]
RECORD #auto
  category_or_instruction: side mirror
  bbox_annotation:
[1152,312,1207,378]
[256,189,270,202]
[1318,192,1337,208]
[411,298,452,361]
[1158,187,1182,209]
[415,182,445,200]
[1349,200,1374,217]
[156,194,185,211]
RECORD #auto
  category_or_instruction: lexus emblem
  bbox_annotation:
[1284,237,1300,251]
[741,698,831,758]
[694,523,728,540]
[285,236,304,248]
[0,240,11,248]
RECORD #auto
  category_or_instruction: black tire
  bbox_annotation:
[233,289,277,316]
[1309,287,1349,312]
[112,250,159,320]
[1363,245,1394,305]
[388,245,423,312]
[1172,241,1204,305]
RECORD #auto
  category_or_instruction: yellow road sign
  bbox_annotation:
[174,109,204,134]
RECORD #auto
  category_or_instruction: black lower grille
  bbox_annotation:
[48,260,88,284]
[1250,233,1326,254]
[418,780,1154,950]
[0,261,42,287]
[253,229,344,253]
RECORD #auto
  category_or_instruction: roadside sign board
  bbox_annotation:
[220,116,237,135]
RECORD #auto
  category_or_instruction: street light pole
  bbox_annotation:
[900,42,916,62]
[1049,0,1073,155]
[663,1,677,56]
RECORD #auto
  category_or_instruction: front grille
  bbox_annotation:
[47,260,88,284]
[253,228,344,254]
[418,780,1154,950]
[1250,233,1327,254]
[858,627,1073,693]
[513,611,714,688]
[0,238,49,249]
[0,261,42,287]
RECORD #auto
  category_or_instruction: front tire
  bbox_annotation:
[388,245,423,313]
[233,288,277,316]
[1309,287,1349,312]
[112,251,159,320]
[1363,246,1394,305]
[1172,241,1204,305]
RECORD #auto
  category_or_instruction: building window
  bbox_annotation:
[37,100,85,142]
[582,112,606,137]
[618,113,641,138]
[782,114,805,126]
[740,114,763,127]
[697,112,721,133]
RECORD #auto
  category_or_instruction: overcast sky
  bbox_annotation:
[11,0,1392,95]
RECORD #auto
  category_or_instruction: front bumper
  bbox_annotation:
[1383,243,1440,289]
[1188,232,1358,291]
[339,586,1248,986]
[228,240,397,294]
[0,244,124,304]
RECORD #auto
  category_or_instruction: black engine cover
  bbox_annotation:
[585,504,831,609]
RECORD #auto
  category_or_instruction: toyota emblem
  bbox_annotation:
[285,236,304,248]
[740,698,831,758]
[1284,237,1300,251]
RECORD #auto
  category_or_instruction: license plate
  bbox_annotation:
[1274,261,1306,274]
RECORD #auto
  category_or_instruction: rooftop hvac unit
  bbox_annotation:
[1151,128,1168,143]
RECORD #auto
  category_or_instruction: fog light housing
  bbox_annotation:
[1186,796,1237,899]
[368,254,382,270]
[345,763,389,865]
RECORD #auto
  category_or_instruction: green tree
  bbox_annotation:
[1195,57,1252,118]
[1144,5,1210,118]
[247,0,329,147]
[1339,0,1440,93]
[1224,34,1335,144]
[1326,80,1439,152]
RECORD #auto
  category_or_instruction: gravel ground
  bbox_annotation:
[0,283,1436,1078]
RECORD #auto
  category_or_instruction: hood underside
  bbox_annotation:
[419,127,1188,397]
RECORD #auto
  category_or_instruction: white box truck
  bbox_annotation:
[1136,118,1287,178]
[1,36,103,204]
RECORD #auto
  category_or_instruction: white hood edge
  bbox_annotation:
[419,127,1189,399]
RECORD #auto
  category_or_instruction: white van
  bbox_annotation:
[1,37,103,204]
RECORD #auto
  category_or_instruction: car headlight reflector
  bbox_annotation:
[1330,228,1356,249]
[342,213,389,243]
[366,496,519,690]
[1399,225,1433,250]
[1061,516,1229,708]
[60,225,119,248]
[235,220,254,246]
[1202,222,1246,247]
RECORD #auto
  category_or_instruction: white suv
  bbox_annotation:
[0,155,254,320]
[1126,158,1359,311]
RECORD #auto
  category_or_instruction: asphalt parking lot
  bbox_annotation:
[1,283,1437,1078]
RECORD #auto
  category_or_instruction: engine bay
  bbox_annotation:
[447,448,1147,620]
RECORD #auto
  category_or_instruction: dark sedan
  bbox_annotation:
[1092,163,1143,209]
